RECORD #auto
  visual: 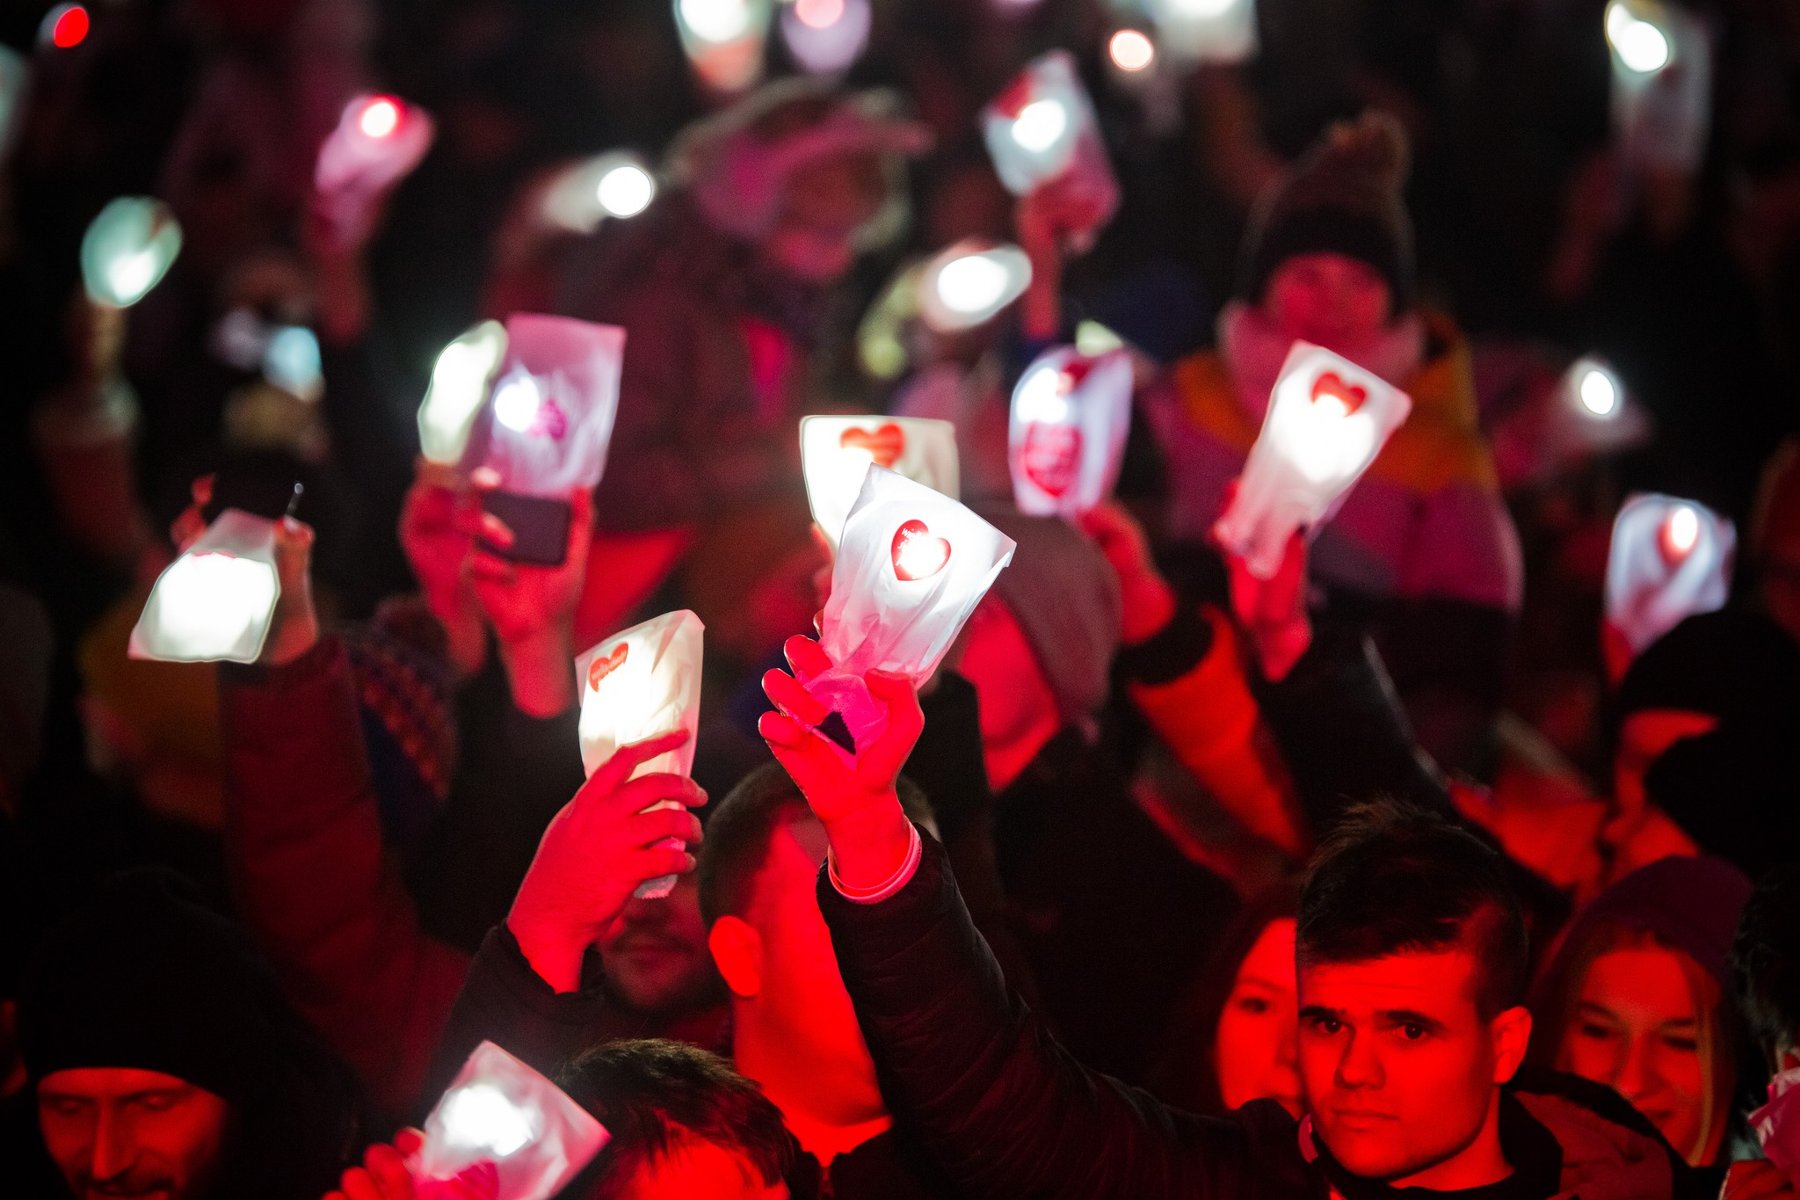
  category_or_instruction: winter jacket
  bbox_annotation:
[819,833,1682,1200]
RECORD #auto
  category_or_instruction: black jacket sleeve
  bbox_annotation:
[817,834,1315,1200]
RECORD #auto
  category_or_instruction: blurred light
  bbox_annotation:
[1605,1,1670,74]
[1167,0,1236,14]
[679,0,754,42]
[595,160,656,218]
[1074,320,1125,356]
[794,0,843,28]
[1108,29,1156,73]
[493,374,544,434]
[81,197,182,308]
[1014,365,1071,425]
[936,254,1011,316]
[419,320,508,464]
[107,250,156,304]
[918,241,1031,332]
[154,553,278,658]
[263,326,323,401]
[44,4,89,49]
[357,96,401,139]
[1662,505,1700,558]
[439,1084,535,1159]
[1578,366,1619,417]
[1011,99,1069,154]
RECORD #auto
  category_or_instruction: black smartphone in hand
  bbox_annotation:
[479,491,571,566]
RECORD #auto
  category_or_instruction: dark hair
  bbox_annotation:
[1732,865,1800,1068]
[697,761,933,927]
[1297,799,1528,1019]
[556,1039,798,1199]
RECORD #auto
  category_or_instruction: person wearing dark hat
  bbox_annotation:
[17,870,361,1200]
[1145,111,1522,773]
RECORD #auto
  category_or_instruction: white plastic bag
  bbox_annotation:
[81,197,182,308]
[462,314,626,498]
[801,415,960,548]
[1146,0,1259,65]
[1606,0,1711,176]
[416,1041,608,1200]
[915,240,1033,334]
[1604,493,1734,658]
[981,51,1119,250]
[674,0,773,93]
[574,610,705,899]
[418,321,510,465]
[315,93,436,199]
[814,468,1015,747]
[1213,340,1413,580]
[1009,346,1132,518]
[129,510,280,665]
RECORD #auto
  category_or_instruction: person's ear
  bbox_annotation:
[708,916,763,1000]
[1490,1006,1533,1084]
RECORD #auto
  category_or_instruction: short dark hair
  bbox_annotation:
[697,761,934,927]
[1297,799,1528,1019]
[557,1039,798,1199]
[1732,865,1800,1066]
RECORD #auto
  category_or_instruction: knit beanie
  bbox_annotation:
[977,505,1122,736]
[1238,111,1415,313]
[1614,608,1800,727]
[18,870,302,1100]
[1562,856,1754,991]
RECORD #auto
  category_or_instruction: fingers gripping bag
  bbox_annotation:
[129,510,280,664]
[1212,340,1413,580]
[1604,493,1734,658]
[815,467,1015,750]
[801,415,960,549]
[416,1040,608,1200]
[1009,346,1132,518]
[981,51,1120,249]
[574,610,704,899]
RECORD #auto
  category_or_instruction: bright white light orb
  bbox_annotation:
[1606,1,1671,73]
[358,97,401,139]
[1109,30,1156,73]
[263,326,323,400]
[935,254,1011,316]
[678,0,753,43]
[156,553,278,657]
[1664,505,1699,557]
[1015,365,1071,425]
[1167,0,1237,16]
[1578,366,1620,417]
[596,161,656,218]
[493,375,543,433]
[1010,99,1069,154]
[794,0,843,28]
[439,1084,535,1159]
[107,250,158,305]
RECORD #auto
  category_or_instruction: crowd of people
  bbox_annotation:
[3,0,1800,1196]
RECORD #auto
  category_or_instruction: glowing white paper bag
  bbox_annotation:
[128,510,279,664]
[1146,0,1258,65]
[419,321,509,465]
[780,0,871,76]
[981,52,1119,245]
[315,93,435,198]
[540,152,658,234]
[674,0,773,93]
[462,315,626,498]
[801,416,960,549]
[814,468,1015,747]
[1604,493,1734,658]
[1213,341,1414,580]
[1008,346,1132,518]
[916,240,1033,333]
[417,1041,608,1200]
[1606,0,1711,176]
[81,197,182,308]
[574,610,704,899]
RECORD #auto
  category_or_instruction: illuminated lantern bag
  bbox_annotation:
[315,93,435,200]
[81,197,182,308]
[1008,346,1132,518]
[1606,0,1712,176]
[914,239,1033,334]
[780,0,871,76]
[574,610,705,899]
[1604,493,1734,658]
[129,510,280,664]
[1146,0,1258,65]
[980,51,1119,247]
[812,467,1015,748]
[801,415,960,549]
[1213,341,1413,580]
[461,314,626,563]
[416,1041,608,1200]
[418,321,509,466]
[1751,1066,1800,1188]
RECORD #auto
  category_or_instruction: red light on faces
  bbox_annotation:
[357,96,402,140]
[49,4,89,48]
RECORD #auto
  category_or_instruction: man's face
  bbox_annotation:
[600,874,722,1014]
[611,1136,788,1199]
[1298,948,1525,1189]
[38,1067,230,1200]
[1261,252,1393,351]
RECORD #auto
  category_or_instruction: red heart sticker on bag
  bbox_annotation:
[1309,371,1368,416]
[1020,424,1082,498]
[587,642,629,691]
[991,75,1035,120]
[891,519,951,581]
[528,395,569,441]
[839,423,905,468]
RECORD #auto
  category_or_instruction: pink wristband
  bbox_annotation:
[828,823,923,905]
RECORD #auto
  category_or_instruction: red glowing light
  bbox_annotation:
[358,97,402,139]
[51,4,89,48]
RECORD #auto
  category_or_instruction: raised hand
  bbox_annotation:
[1078,501,1175,647]
[507,730,706,992]
[398,460,485,676]
[759,636,922,890]
[323,1129,499,1200]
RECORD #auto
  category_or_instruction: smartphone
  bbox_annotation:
[480,491,571,566]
